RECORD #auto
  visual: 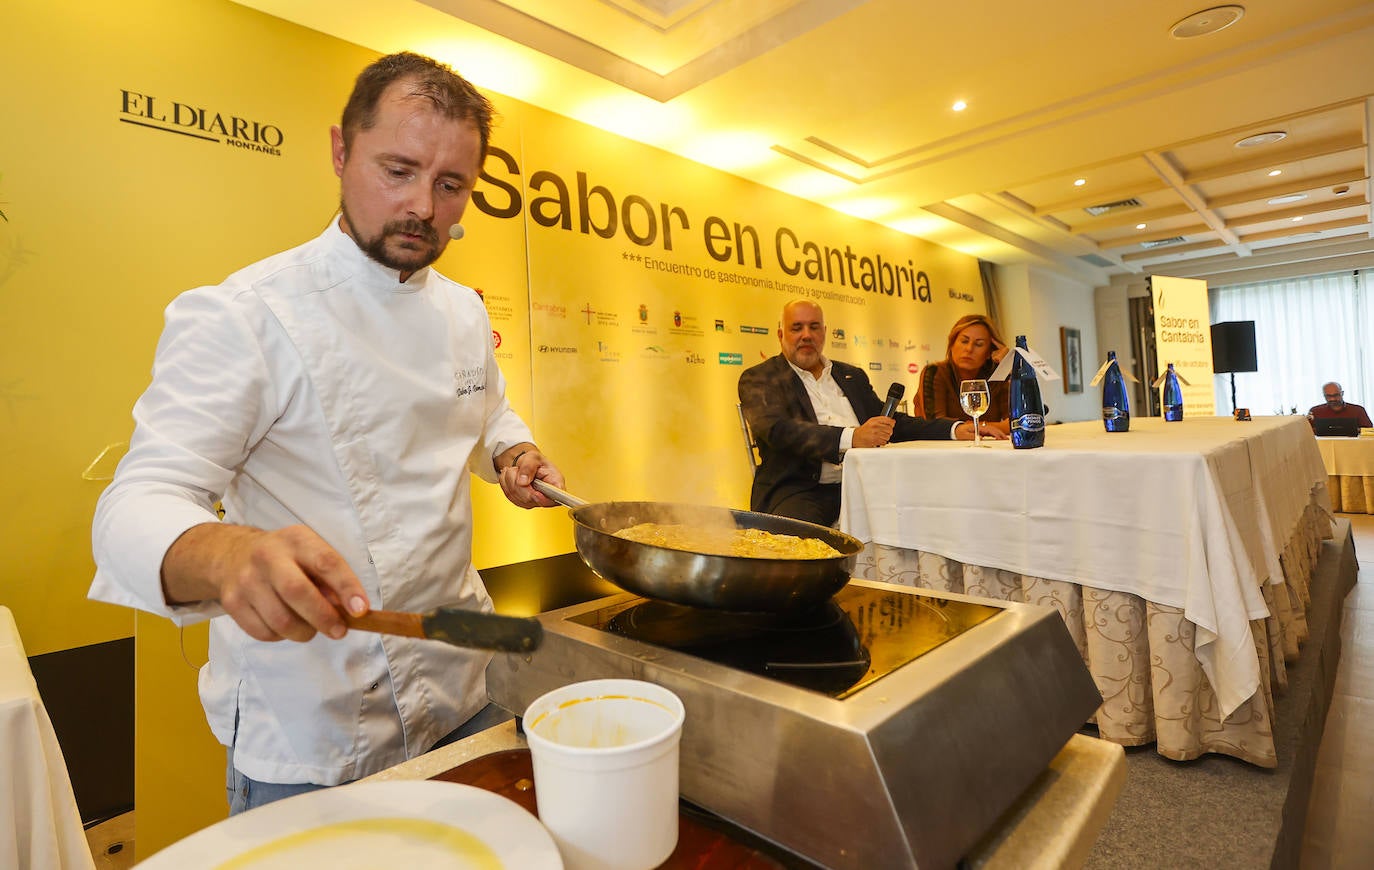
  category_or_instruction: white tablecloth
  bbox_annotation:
[0,606,95,870]
[840,416,1329,720]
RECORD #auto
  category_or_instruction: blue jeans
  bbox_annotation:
[225,743,324,816]
[226,702,514,815]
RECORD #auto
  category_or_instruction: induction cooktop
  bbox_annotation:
[568,585,1001,698]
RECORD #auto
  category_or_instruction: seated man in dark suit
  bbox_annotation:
[1309,381,1373,428]
[738,299,1000,526]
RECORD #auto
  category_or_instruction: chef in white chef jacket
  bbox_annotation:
[89,52,565,814]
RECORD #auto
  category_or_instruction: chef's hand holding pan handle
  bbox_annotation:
[497,442,566,509]
[160,522,370,644]
[530,479,587,508]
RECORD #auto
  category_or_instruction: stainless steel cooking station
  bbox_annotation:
[487,578,1102,869]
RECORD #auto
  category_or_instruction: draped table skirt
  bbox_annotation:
[1316,437,1374,514]
[0,606,96,870]
[851,501,1330,768]
[1328,474,1374,514]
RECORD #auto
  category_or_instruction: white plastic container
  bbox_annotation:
[524,678,685,870]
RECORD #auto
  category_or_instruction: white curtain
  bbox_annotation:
[1208,271,1368,415]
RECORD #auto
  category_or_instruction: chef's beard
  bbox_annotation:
[341,205,442,275]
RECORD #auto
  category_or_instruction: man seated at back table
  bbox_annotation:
[1308,381,1373,429]
[737,299,1001,527]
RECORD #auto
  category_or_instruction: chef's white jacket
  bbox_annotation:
[90,219,533,785]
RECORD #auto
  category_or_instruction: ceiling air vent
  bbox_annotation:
[1083,198,1142,216]
[1079,254,1115,268]
[1139,236,1186,249]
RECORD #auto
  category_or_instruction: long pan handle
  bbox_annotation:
[532,479,588,508]
[345,608,544,653]
[344,609,425,638]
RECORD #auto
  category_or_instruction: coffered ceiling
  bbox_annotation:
[233,0,1374,288]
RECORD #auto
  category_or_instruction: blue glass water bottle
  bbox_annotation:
[1102,350,1130,432]
[1008,335,1045,449]
[1162,363,1184,422]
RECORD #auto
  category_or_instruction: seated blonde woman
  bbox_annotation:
[920,314,1012,436]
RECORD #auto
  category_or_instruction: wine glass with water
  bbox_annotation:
[960,379,990,446]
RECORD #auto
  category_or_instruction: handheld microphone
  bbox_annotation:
[448,224,465,240]
[881,383,904,418]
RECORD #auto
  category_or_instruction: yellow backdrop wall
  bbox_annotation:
[1,0,986,857]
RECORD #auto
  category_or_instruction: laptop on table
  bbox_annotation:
[1313,417,1361,437]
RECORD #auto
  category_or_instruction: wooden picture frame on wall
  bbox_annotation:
[1061,326,1083,393]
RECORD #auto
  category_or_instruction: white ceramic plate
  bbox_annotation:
[136,780,561,869]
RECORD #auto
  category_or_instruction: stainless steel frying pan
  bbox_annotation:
[532,480,863,612]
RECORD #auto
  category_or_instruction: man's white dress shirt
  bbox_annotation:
[787,358,860,483]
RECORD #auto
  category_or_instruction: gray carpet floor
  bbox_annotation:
[1084,521,1357,869]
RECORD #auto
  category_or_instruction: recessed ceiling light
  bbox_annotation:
[1292,216,1304,222]
[1073,178,1086,187]
[952,100,967,112]
[1267,169,1282,177]
[1170,5,1245,39]
[1268,194,1307,205]
[1235,131,1287,148]
[1136,223,1147,230]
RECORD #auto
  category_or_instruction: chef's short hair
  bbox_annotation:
[341,52,494,161]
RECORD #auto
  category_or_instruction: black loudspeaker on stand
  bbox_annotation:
[1211,320,1258,413]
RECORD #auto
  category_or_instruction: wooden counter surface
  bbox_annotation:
[363,720,1126,869]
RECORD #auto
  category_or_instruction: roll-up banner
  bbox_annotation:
[1150,275,1216,417]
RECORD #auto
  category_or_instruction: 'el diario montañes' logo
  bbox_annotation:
[119,89,284,157]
